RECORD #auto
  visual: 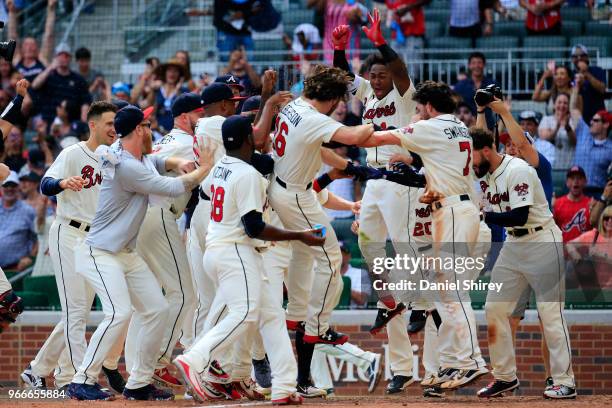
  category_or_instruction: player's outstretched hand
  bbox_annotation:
[486,97,508,115]
[59,176,87,192]
[15,79,30,97]
[362,8,386,46]
[267,91,293,108]
[419,189,445,204]
[0,164,9,183]
[262,70,277,95]
[300,229,326,247]
[351,200,361,215]
[332,25,351,50]
[196,142,217,171]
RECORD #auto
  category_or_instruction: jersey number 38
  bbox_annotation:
[210,185,225,222]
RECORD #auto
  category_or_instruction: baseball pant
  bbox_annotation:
[358,179,414,376]
[0,267,10,294]
[73,244,168,389]
[422,313,440,380]
[184,199,216,346]
[183,244,297,400]
[31,220,126,387]
[485,226,574,387]
[431,200,486,370]
[269,181,342,337]
[130,207,195,370]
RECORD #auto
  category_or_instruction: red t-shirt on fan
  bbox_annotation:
[553,195,592,243]
[385,0,425,37]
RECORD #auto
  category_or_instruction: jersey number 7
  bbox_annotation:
[273,116,288,157]
[459,141,471,176]
[210,185,225,222]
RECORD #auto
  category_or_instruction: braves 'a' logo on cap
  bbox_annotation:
[514,183,529,196]
[227,75,238,84]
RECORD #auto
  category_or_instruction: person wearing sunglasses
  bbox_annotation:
[570,44,606,123]
[574,110,612,197]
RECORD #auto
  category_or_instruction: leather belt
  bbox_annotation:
[433,194,470,210]
[275,176,312,190]
[508,226,543,238]
[69,220,90,232]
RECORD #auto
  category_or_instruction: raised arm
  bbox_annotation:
[330,124,374,145]
[0,79,28,140]
[362,8,411,95]
[40,0,58,66]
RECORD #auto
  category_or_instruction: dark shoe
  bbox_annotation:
[252,357,272,388]
[545,377,554,388]
[303,328,348,345]
[21,364,46,389]
[430,367,460,386]
[423,386,445,398]
[477,379,520,398]
[122,384,174,400]
[385,375,414,394]
[543,385,577,399]
[67,383,114,400]
[102,366,126,393]
[370,303,406,335]
[407,310,427,334]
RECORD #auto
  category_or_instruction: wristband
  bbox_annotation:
[376,43,398,63]
[313,173,333,192]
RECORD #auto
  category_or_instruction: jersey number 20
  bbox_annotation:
[210,185,225,222]
[273,117,288,157]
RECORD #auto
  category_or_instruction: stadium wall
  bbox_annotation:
[1,310,611,396]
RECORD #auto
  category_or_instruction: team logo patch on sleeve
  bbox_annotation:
[514,183,529,196]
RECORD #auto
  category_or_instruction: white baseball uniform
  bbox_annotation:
[481,155,574,387]
[125,127,197,372]
[393,115,486,370]
[351,75,417,378]
[180,155,297,401]
[269,97,343,337]
[29,142,123,387]
[0,267,10,294]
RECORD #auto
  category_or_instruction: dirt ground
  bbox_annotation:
[0,395,611,408]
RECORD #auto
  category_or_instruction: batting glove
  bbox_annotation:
[362,8,386,47]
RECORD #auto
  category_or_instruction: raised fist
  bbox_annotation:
[332,25,351,51]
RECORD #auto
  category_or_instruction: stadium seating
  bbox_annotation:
[427,37,472,60]
[494,21,527,38]
[561,6,592,23]
[584,21,610,36]
[425,21,443,38]
[475,36,520,59]
[522,36,568,59]
[562,20,583,37]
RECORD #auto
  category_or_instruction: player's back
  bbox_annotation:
[272,97,343,186]
[202,155,268,249]
[194,115,226,164]
[399,114,477,199]
[43,141,102,224]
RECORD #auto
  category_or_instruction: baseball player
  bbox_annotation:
[174,115,325,405]
[332,12,419,392]
[20,101,126,393]
[365,80,489,389]
[470,128,576,399]
[66,105,214,401]
[122,93,205,388]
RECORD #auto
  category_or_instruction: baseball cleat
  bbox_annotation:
[379,295,397,310]
[423,386,445,398]
[296,383,327,398]
[366,353,383,393]
[232,378,265,400]
[272,392,304,405]
[67,383,115,400]
[210,381,242,400]
[430,367,460,386]
[369,303,406,335]
[286,320,303,331]
[252,357,272,389]
[440,367,489,390]
[543,385,577,399]
[303,328,348,345]
[407,309,427,334]
[102,366,126,393]
[385,375,414,394]
[122,384,174,400]
[173,355,213,402]
[153,366,182,387]
[208,360,231,382]
[21,364,46,389]
[477,379,519,398]
[545,376,554,388]
[420,375,437,387]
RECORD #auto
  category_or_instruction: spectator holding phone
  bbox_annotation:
[571,44,607,123]
[532,62,582,114]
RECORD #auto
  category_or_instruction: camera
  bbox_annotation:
[474,84,503,107]
[0,22,17,62]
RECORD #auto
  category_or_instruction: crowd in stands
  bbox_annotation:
[0,0,610,305]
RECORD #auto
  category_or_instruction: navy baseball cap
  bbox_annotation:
[19,171,42,183]
[172,93,203,118]
[111,99,130,110]
[114,105,153,138]
[201,83,246,106]
[222,115,253,150]
[240,96,261,114]
[214,74,245,91]
[567,165,586,179]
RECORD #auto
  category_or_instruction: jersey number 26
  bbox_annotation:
[210,185,225,222]
[273,117,288,157]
